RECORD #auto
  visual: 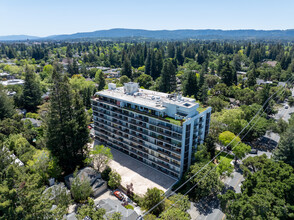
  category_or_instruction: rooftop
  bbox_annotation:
[95,198,138,220]
[0,79,24,86]
[95,82,198,112]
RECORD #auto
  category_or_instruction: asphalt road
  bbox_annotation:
[274,89,294,122]
[274,103,294,122]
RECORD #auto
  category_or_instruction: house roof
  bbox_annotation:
[64,167,103,188]
[278,82,286,87]
[21,118,42,127]
[43,183,70,200]
[95,198,138,220]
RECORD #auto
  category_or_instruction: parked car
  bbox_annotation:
[114,191,124,200]
[250,148,258,154]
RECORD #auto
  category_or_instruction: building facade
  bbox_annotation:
[92,82,211,179]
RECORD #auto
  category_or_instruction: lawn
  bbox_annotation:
[164,117,182,126]
[217,151,234,163]
[197,105,208,113]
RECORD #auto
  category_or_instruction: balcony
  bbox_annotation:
[158,156,169,163]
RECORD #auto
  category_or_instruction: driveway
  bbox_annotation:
[107,146,177,196]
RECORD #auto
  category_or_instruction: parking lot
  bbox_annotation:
[108,147,178,196]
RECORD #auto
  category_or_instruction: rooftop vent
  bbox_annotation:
[183,103,191,107]
[108,83,116,90]
[124,82,139,95]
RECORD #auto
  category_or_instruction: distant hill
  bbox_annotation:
[0,35,40,41]
[2,29,294,41]
[44,29,294,40]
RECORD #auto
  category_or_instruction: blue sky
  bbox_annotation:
[0,0,293,37]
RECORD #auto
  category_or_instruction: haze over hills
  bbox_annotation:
[1,28,294,41]
[0,35,40,41]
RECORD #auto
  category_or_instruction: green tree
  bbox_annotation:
[0,168,55,220]
[288,96,294,107]
[119,75,130,85]
[186,162,223,201]
[158,60,176,93]
[205,75,220,88]
[27,149,62,182]
[21,65,42,112]
[214,108,247,134]
[86,145,113,172]
[220,59,235,86]
[108,170,121,189]
[101,166,112,181]
[207,97,229,113]
[121,57,132,79]
[273,125,294,166]
[142,188,165,216]
[182,70,197,97]
[160,208,190,220]
[136,73,153,89]
[246,67,256,87]
[205,134,217,159]
[5,134,36,163]
[232,143,251,163]
[219,156,294,219]
[70,171,93,203]
[218,131,241,149]
[167,193,190,211]
[40,64,54,81]
[77,198,105,220]
[46,71,89,174]
[0,89,15,120]
[217,159,234,178]
[95,69,106,91]
[109,212,122,220]
[198,83,209,103]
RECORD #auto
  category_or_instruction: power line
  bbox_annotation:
[142,76,293,217]
[156,79,293,218]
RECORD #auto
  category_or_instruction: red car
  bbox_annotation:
[114,191,124,200]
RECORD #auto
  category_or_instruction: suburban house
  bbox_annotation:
[64,167,107,198]
[95,198,139,220]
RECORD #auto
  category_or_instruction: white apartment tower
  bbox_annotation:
[92,82,211,178]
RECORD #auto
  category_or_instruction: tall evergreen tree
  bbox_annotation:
[145,50,151,75]
[176,46,184,66]
[247,67,256,87]
[121,58,132,79]
[72,59,79,76]
[217,56,224,74]
[95,69,105,91]
[198,83,209,103]
[158,60,176,93]
[167,43,175,58]
[273,125,294,166]
[0,89,15,120]
[21,66,42,112]
[182,70,197,97]
[46,71,89,174]
[220,60,234,86]
[153,50,163,80]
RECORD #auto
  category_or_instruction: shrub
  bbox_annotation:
[70,171,93,203]
[124,204,134,210]
[101,166,112,181]
[26,112,40,119]
[108,171,121,189]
